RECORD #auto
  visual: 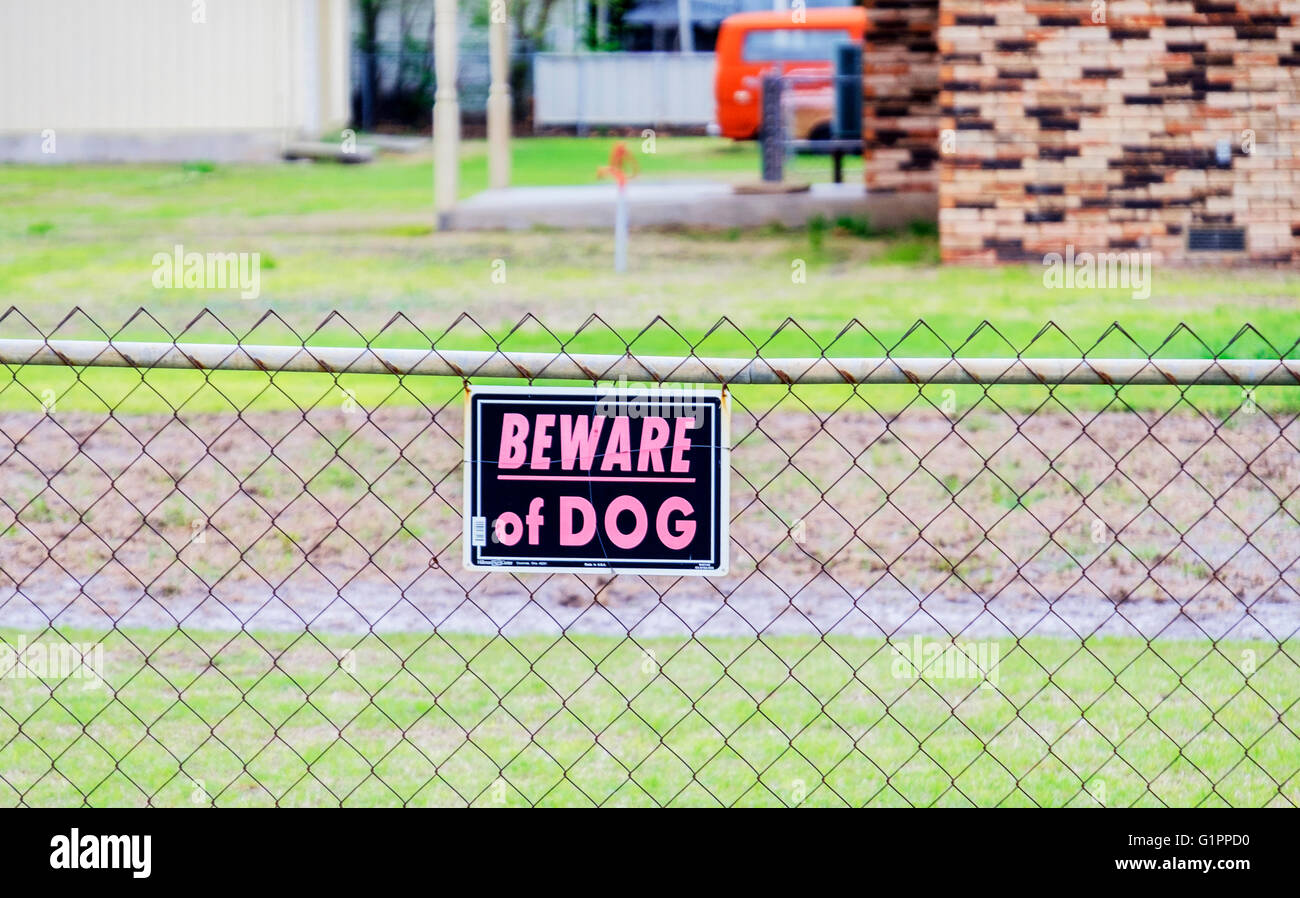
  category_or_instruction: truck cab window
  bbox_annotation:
[741,28,853,62]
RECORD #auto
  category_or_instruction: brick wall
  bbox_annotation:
[935,0,1300,265]
[863,0,942,192]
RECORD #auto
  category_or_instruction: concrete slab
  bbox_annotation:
[443,180,937,231]
[0,132,285,163]
[364,134,431,153]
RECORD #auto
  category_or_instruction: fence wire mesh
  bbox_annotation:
[1,309,1298,807]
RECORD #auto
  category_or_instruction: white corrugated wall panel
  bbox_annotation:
[0,0,346,135]
[535,53,716,128]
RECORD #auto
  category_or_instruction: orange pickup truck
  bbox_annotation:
[713,8,868,141]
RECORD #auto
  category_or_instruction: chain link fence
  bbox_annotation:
[1,310,1297,807]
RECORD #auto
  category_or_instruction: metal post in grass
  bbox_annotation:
[761,72,785,183]
[598,143,639,274]
[614,190,629,273]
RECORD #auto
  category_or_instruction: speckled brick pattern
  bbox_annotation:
[932,0,1300,264]
[863,0,943,192]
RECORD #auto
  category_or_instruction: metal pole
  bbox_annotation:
[433,0,460,229]
[614,185,629,273]
[676,0,694,54]
[761,72,785,182]
[4,340,1298,387]
[596,0,609,45]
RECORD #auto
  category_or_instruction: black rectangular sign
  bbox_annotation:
[463,385,729,574]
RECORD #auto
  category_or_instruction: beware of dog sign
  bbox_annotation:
[463,384,729,575]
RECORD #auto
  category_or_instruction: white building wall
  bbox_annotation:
[0,0,350,161]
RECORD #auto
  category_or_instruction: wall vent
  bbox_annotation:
[1188,227,1246,252]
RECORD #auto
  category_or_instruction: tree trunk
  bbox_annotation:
[359,0,386,130]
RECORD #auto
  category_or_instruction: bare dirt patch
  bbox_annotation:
[2,403,1297,641]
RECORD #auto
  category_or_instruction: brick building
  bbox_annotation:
[862,0,1299,265]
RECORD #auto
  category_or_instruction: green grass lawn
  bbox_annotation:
[2,138,1298,415]
[1,135,820,228]
[2,137,1294,349]
[3,627,1296,807]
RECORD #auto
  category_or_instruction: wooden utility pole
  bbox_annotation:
[487,1,511,189]
[433,0,460,228]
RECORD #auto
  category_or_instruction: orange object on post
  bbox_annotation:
[597,142,640,188]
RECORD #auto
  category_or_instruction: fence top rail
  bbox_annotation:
[2,338,1298,387]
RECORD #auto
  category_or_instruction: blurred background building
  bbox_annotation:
[0,0,350,162]
[350,0,859,132]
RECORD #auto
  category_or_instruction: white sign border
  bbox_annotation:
[462,384,730,577]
